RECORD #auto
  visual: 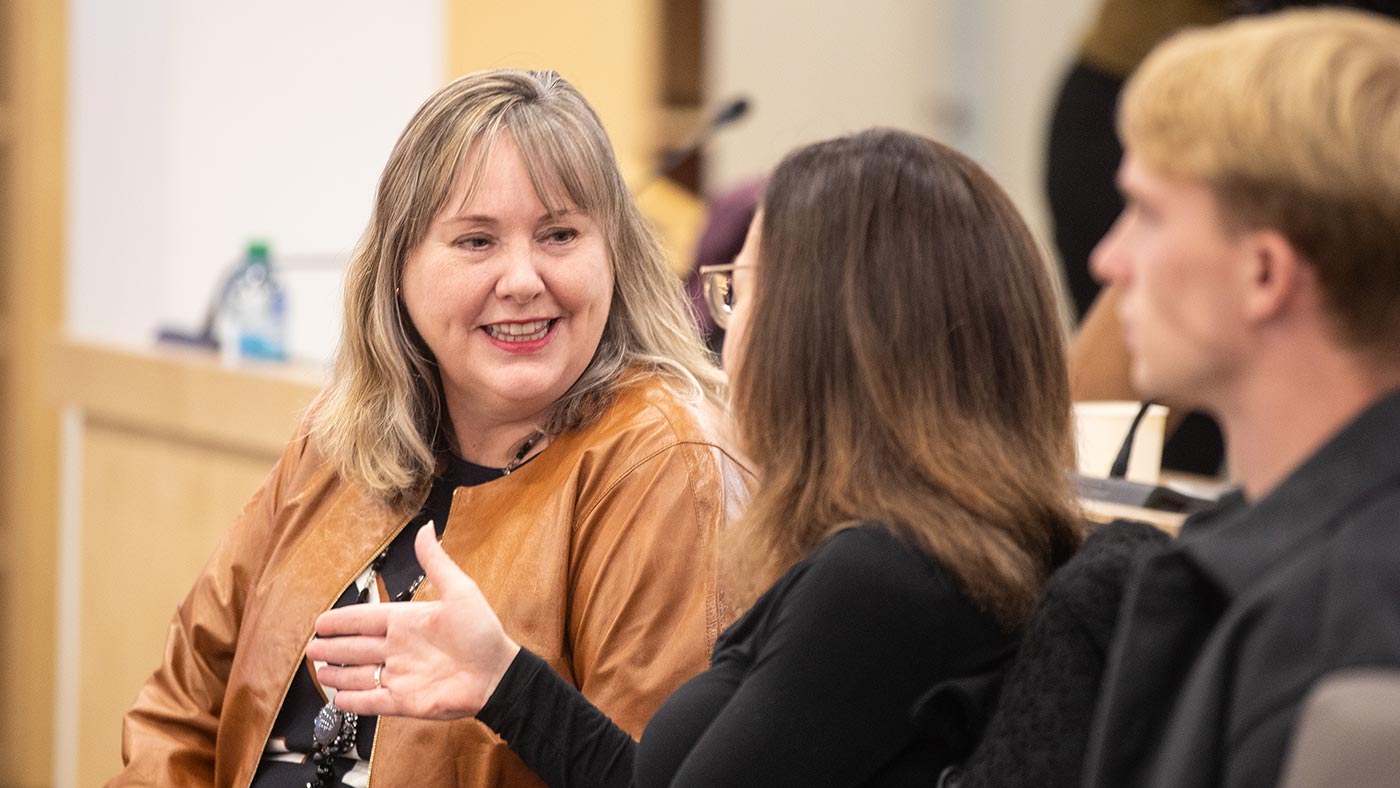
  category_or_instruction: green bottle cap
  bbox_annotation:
[246,241,271,263]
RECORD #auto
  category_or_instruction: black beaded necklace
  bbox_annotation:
[306,432,541,788]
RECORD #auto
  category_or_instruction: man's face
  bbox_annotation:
[1090,154,1254,410]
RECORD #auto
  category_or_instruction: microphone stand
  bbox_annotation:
[636,96,751,195]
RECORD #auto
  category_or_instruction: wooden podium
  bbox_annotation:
[50,340,321,788]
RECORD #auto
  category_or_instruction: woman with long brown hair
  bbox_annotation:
[311,127,1081,787]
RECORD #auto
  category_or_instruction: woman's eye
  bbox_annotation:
[456,235,493,251]
[542,227,579,244]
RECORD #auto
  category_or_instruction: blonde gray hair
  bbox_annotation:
[1121,9,1400,360]
[310,69,725,504]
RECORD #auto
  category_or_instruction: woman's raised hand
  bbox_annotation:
[307,523,522,720]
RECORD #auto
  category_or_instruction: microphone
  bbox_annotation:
[714,96,751,123]
[643,96,752,191]
[1109,400,1156,479]
[1075,401,1220,516]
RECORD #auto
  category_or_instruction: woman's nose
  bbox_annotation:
[495,244,546,303]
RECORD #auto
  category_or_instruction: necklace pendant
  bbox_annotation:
[313,701,345,748]
[503,431,542,475]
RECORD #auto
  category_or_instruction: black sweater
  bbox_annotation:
[478,525,1014,788]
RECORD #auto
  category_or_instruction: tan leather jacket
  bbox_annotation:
[109,379,751,788]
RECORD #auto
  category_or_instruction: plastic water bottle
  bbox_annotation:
[218,241,288,363]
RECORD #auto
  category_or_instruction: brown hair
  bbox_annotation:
[1121,8,1400,362]
[726,129,1081,627]
[309,69,725,504]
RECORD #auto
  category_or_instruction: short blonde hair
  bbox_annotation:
[310,69,725,504]
[1120,8,1400,360]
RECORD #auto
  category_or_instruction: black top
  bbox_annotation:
[253,455,506,788]
[479,524,1014,788]
[1084,388,1400,788]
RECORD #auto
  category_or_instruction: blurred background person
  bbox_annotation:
[1045,0,1229,322]
[1048,0,1231,477]
[681,178,763,356]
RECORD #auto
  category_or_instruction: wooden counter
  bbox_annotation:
[51,340,321,788]
[1079,471,1235,537]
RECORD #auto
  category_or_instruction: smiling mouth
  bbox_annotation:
[484,319,555,343]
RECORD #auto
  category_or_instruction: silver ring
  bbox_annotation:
[373,663,384,690]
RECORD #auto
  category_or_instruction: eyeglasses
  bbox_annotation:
[698,263,753,329]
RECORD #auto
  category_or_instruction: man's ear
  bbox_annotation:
[1242,228,1307,323]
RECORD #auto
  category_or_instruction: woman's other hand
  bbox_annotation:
[307,523,522,720]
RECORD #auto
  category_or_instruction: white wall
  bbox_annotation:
[67,0,444,362]
[706,0,950,188]
[67,0,1099,362]
[707,0,1098,248]
[974,0,1101,239]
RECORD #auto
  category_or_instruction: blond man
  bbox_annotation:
[1083,9,1400,788]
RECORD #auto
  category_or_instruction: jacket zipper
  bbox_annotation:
[365,518,442,787]
[365,495,460,788]
[241,522,409,788]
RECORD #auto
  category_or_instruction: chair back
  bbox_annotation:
[1279,669,1400,788]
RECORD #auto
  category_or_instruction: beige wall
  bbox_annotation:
[706,0,1098,247]
[446,0,664,179]
[0,1,65,785]
[445,0,708,274]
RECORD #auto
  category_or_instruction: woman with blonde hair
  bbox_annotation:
[110,69,749,788]
[312,128,1082,787]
